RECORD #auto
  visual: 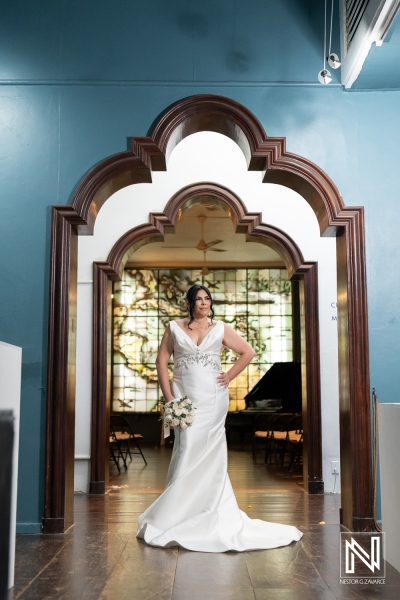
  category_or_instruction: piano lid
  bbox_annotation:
[245,362,302,412]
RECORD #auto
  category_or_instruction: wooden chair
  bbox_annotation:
[225,414,254,447]
[109,431,128,472]
[287,414,303,470]
[110,415,147,466]
[253,413,279,464]
[275,413,303,466]
[266,413,294,464]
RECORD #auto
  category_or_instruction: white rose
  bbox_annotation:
[186,414,194,423]
[165,407,173,415]
[173,403,179,411]
[186,398,192,404]
[174,408,183,416]
[172,418,180,426]
[164,414,173,423]
[180,421,188,429]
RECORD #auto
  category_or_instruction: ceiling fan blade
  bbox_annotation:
[209,248,227,252]
[206,239,223,248]
[162,246,195,248]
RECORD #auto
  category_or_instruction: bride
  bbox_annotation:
[137,284,302,552]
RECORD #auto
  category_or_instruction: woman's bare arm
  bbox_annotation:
[156,325,175,402]
[217,323,257,388]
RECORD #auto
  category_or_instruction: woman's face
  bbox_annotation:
[188,290,211,318]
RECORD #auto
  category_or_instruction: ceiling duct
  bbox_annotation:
[346,0,370,48]
[341,0,400,88]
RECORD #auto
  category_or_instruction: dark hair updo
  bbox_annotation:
[185,284,215,330]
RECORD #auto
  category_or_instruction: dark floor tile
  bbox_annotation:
[173,549,255,600]
[254,588,336,600]
[245,544,331,593]
[14,536,69,596]
[312,556,400,600]
[173,588,255,600]
[174,549,254,598]
[16,447,381,600]
[300,525,342,560]
[99,540,178,600]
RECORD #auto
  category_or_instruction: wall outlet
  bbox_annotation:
[331,461,339,474]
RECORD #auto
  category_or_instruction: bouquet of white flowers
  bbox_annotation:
[160,396,196,437]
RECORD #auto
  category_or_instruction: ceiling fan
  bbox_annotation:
[200,251,209,276]
[162,215,227,253]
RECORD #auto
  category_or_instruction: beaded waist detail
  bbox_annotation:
[174,352,221,372]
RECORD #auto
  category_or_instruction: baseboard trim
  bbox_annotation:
[308,480,324,494]
[16,522,42,534]
[89,481,106,494]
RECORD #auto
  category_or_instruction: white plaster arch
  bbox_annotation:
[75,132,339,493]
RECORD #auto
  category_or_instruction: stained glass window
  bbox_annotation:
[113,268,292,413]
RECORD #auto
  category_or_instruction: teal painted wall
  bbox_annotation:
[0,0,396,530]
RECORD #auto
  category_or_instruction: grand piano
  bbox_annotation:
[244,361,302,414]
[225,362,302,443]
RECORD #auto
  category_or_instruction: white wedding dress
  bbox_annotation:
[137,319,303,552]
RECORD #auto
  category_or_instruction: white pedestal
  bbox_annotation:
[0,341,22,589]
[378,403,400,573]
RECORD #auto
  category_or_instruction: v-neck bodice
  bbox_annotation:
[170,320,223,372]
[173,320,220,348]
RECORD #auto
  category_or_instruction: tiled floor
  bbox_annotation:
[13,445,400,599]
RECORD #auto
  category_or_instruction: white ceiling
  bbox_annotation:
[129,202,283,269]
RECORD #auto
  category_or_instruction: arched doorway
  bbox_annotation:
[43,95,372,534]
[90,183,322,499]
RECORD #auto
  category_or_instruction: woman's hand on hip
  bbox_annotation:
[217,371,231,388]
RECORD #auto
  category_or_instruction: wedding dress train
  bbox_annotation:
[137,319,302,552]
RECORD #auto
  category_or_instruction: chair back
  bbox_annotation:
[110,414,132,435]
[271,413,293,432]
[287,414,302,432]
[253,413,276,433]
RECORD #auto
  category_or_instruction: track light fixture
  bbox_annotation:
[319,0,341,84]
[327,52,341,69]
[318,69,332,85]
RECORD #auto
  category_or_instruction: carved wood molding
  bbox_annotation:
[150,95,267,167]
[90,263,119,495]
[71,154,153,234]
[45,94,372,533]
[336,207,373,529]
[295,262,323,493]
[88,183,323,495]
[43,207,79,534]
[108,182,305,277]
[108,223,168,279]
[70,95,345,238]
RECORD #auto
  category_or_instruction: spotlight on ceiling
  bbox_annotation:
[327,52,341,69]
[318,0,340,85]
[318,69,332,85]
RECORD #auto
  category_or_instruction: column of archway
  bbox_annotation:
[44,207,82,533]
[44,94,373,534]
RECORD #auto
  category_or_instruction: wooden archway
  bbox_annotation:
[44,95,372,534]
[90,183,322,498]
